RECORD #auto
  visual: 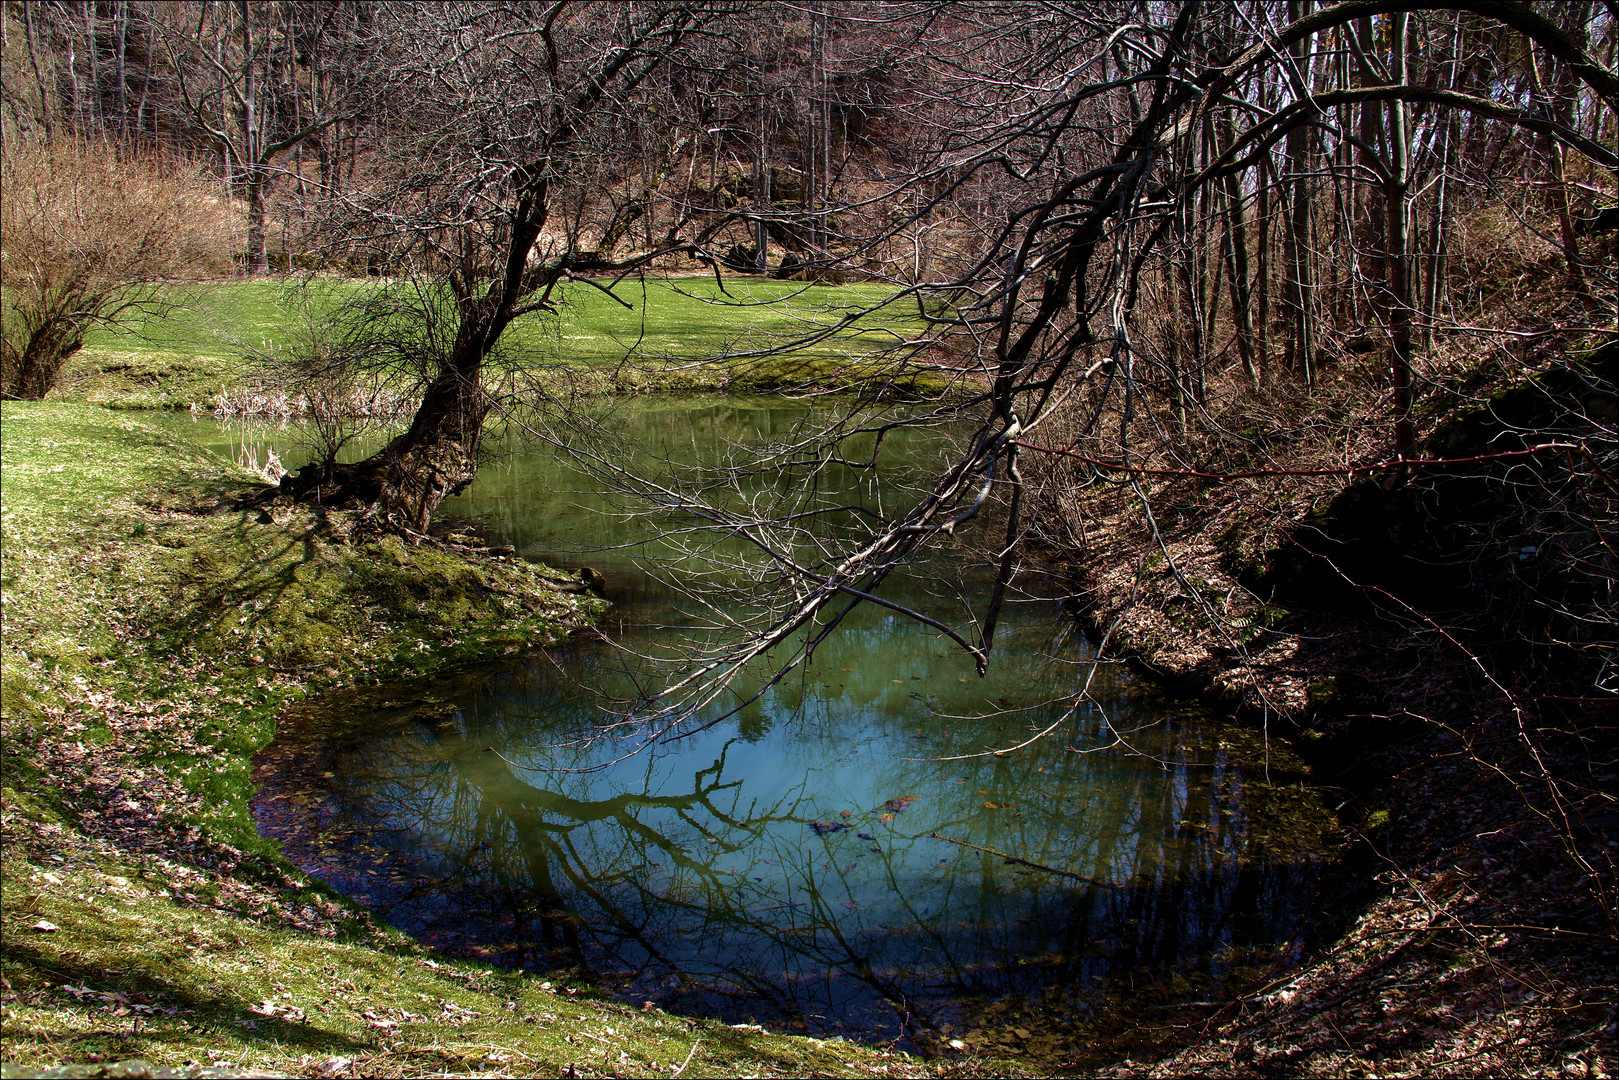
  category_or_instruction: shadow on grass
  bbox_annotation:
[1,937,377,1058]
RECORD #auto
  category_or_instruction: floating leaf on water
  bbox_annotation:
[839,809,852,818]
[884,796,919,813]
[857,832,875,841]
[809,822,850,836]
[983,800,1016,810]
[878,813,895,824]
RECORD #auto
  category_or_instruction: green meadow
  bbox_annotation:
[64,275,933,408]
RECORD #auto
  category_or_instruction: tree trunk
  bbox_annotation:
[1217,112,1258,389]
[273,354,489,529]
[246,170,270,274]
[3,326,84,402]
[1386,12,1416,462]
[1284,0,1318,385]
[84,4,100,130]
[115,0,128,139]
[268,225,544,525]
[22,2,54,138]
[375,364,490,532]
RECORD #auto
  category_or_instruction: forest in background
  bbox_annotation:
[2,2,1617,1075]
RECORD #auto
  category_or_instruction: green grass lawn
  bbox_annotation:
[64,275,932,407]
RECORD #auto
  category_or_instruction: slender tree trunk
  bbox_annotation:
[65,39,80,136]
[1422,111,1457,342]
[755,100,772,273]
[84,4,100,130]
[1284,0,1318,384]
[115,1,128,138]
[136,24,153,139]
[1218,112,1258,389]
[22,3,54,138]
[1351,17,1389,332]
[1255,149,1271,374]
[1535,4,1595,302]
[1386,12,1416,461]
[246,172,271,274]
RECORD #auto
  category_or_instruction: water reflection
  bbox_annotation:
[201,397,1337,1043]
[257,619,1331,1042]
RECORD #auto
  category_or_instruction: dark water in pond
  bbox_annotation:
[156,403,1336,1046]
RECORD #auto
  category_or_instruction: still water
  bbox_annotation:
[156,401,1335,1044]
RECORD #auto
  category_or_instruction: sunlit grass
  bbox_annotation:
[63,275,933,406]
[0,402,936,1077]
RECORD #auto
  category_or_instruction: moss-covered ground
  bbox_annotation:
[0,404,936,1078]
[60,275,938,409]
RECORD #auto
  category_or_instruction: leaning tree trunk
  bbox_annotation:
[271,352,489,530]
[373,364,490,532]
[266,286,512,532]
[1,324,84,401]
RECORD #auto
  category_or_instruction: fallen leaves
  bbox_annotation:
[360,1008,399,1032]
[251,997,306,1023]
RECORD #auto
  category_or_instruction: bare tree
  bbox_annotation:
[265,1,738,532]
[157,0,375,273]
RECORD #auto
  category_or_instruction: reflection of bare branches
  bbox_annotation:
[927,832,1118,887]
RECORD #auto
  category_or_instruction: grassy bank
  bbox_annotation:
[59,276,934,409]
[0,404,928,1078]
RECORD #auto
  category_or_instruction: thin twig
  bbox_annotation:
[671,1038,701,1077]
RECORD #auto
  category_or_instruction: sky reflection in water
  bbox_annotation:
[230,399,1333,1040]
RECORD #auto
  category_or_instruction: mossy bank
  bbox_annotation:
[0,404,929,1078]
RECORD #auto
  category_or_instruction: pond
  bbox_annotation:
[155,401,1337,1049]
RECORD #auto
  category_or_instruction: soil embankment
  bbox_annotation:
[1054,362,1616,1077]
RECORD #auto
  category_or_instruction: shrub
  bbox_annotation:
[0,137,236,400]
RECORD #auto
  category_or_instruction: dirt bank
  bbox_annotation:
[1054,458,1616,1077]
